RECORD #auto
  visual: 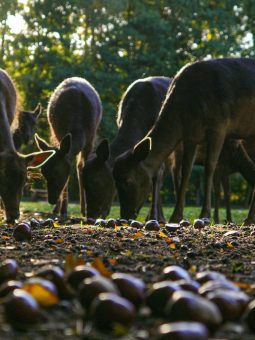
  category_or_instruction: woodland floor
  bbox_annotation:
[0,203,254,339]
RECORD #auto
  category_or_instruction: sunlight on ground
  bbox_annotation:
[20,201,249,224]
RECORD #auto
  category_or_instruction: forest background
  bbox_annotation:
[1,0,254,206]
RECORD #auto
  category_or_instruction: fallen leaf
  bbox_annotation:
[131,231,143,239]
[92,257,112,278]
[159,231,168,238]
[64,254,85,274]
[169,243,176,249]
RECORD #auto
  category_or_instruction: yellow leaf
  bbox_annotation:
[114,226,121,231]
[227,242,234,248]
[92,257,112,278]
[23,282,59,307]
[64,254,85,274]
[169,243,176,249]
[55,238,64,244]
[166,237,173,244]
[53,221,59,228]
[159,231,168,238]
[131,231,143,239]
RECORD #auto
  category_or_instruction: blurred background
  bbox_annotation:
[1,0,254,206]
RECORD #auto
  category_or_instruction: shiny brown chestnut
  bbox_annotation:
[112,273,145,308]
[13,223,32,242]
[79,276,119,310]
[67,265,100,290]
[90,292,135,330]
[4,289,40,329]
[0,259,18,284]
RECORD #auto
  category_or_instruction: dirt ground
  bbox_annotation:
[0,212,255,339]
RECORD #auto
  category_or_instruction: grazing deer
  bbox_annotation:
[0,69,54,222]
[13,103,42,150]
[35,77,102,217]
[83,76,171,219]
[169,140,255,223]
[113,58,255,223]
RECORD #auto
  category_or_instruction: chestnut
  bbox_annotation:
[13,223,32,242]
[0,259,18,284]
[4,289,40,328]
[90,292,135,330]
[112,273,145,308]
[67,265,100,290]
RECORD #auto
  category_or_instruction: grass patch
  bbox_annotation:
[20,201,249,224]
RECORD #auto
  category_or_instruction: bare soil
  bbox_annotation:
[0,212,255,339]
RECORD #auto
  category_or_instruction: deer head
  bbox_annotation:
[113,138,152,219]
[0,148,55,223]
[35,133,72,205]
[83,139,115,218]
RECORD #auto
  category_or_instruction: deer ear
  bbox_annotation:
[59,134,72,155]
[25,150,56,169]
[132,137,151,162]
[96,139,110,163]
[33,103,42,118]
[34,134,51,151]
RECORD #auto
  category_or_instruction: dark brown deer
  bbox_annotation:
[82,76,171,219]
[169,140,255,223]
[13,103,42,150]
[35,77,102,217]
[113,58,255,223]
[0,68,55,222]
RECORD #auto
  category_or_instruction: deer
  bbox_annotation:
[0,68,55,223]
[113,58,255,224]
[35,77,102,217]
[12,103,42,150]
[82,76,171,220]
[169,140,255,223]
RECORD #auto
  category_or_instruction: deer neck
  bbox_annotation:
[0,102,16,152]
[110,123,154,166]
[143,105,182,177]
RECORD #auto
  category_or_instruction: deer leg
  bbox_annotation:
[60,181,69,218]
[245,187,255,224]
[170,142,197,223]
[147,164,165,221]
[52,200,61,215]
[200,132,225,219]
[213,169,221,224]
[221,173,232,222]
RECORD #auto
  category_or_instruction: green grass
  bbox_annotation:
[20,200,249,224]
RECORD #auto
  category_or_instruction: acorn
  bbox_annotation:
[145,220,160,231]
[165,291,222,330]
[4,289,40,329]
[146,281,180,316]
[90,292,135,330]
[193,219,205,229]
[13,223,32,242]
[130,220,144,229]
[0,259,18,284]
[0,280,22,298]
[79,276,119,310]
[207,289,250,321]
[112,273,145,308]
[67,265,100,290]
[163,265,191,281]
[157,321,209,340]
